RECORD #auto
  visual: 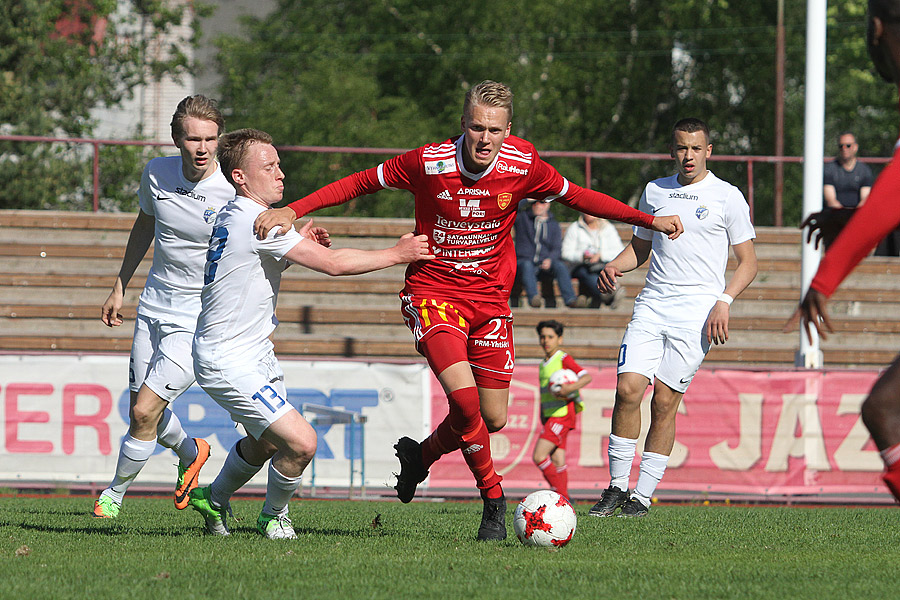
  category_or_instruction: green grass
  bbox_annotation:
[1,495,898,599]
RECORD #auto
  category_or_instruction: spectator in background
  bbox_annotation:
[824,131,874,210]
[515,199,585,308]
[562,213,626,308]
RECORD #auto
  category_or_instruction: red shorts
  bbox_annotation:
[400,292,515,386]
[538,413,577,449]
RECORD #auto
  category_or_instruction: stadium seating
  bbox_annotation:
[2,209,900,368]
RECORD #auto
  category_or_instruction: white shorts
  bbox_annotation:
[130,315,196,401]
[193,350,294,440]
[616,318,710,394]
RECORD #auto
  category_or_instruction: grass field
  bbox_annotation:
[1,494,898,599]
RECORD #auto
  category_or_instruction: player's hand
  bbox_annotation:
[650,214,684,240]
[597,264,622,294]
[254,206,297,239]
[394,233,436,263]
[296,219,331,248]
[705,301,730,345]
[801,208,854,250]
[100,284,125,327]
[783,288,834,343]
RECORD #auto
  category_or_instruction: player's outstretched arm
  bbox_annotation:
[706,240,757,345]
[101,209,155,327]
[650,215,684,240]
[284,233,434,276]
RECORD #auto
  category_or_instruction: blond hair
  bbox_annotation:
[463,80,513,122]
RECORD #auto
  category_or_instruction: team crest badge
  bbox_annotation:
[433,229,446,244]
[695,206,709,220]
[498,193,512,210]
[203,208,218,224]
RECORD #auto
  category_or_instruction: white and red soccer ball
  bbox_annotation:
[548,369,579,398]
[513,490,577,547]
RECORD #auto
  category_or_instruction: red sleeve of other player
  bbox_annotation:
[285,167,382,217]
[559,184,654,229]
[811,147,900,297]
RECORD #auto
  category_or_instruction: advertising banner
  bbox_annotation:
[0,355,429,492]
[428,366,887,497]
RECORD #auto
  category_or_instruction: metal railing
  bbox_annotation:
[2,134,891,225]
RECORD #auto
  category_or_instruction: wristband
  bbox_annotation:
[718,293,734,306]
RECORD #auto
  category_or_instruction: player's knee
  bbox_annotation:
[285,433,317,463]
[614,383,643,410]
[483,414,507,433]
[130,401,163,430]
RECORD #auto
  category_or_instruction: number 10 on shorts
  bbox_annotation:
[253,385,286,413]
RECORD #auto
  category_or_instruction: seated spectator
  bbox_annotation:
[562,214,626,308]
[514,199,584,308]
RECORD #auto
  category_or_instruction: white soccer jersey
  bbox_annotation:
[192,197,304,368]
[137,156,234,327]
[631,172,755,329]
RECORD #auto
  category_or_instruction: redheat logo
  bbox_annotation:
[496,161,528,176]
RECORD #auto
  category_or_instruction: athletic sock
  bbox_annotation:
[608,433,638,492]
[458,419,502,491]
[632,451,669,507]
[481,483,503,500]
[105,435,157,502]
[881,443,900,502]
[155,409,197,466]
[421,417,457,469]
[262,461,302,517]
[209,439,263,509]
[537,457,567,498]
[555,464,569,500]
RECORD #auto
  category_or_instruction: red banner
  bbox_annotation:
[428,367,887,497]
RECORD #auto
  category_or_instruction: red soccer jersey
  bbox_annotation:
[288,134,653,302]
[811,144,900,297]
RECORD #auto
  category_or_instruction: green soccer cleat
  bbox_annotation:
[92,496,120,519]
[256,512,297,540]
[188,486,230,535]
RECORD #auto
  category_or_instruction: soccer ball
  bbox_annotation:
[513,490,577,547]
[549,369,579,398]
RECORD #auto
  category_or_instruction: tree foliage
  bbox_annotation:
[213,0,891,226]
[0,0,205,210]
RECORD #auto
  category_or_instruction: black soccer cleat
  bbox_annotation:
[476,494,508,541]
[618,497,650,518]
[588,486,629,517]
[393,436,428,503]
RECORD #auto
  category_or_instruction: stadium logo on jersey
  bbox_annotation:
[669,191,699,201]
[175,187,207,202]
[432,229,446,244]
[497,192,512,209]
[203,208,218,224]
[437,190,452,201]
[458,199,485,218]
[425,157,456,175]
[695,205,709,220]
[457,187,489,196]
[496,160,528,176]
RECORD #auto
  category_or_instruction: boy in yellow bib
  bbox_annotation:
[534,320,592,499]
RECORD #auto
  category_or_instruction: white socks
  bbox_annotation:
[155,409,197,467]
[633,451,670,507]
[608,434,638,492]
[104,435,157,503]
[209,440,263,509]
[262,462,302,518]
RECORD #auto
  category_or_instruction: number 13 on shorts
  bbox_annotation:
[253,384,286,413]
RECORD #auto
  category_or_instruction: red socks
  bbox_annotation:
[537,457,568,499]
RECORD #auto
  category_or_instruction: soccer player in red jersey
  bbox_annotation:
[789,0,900,504]
[255,80,683,540]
